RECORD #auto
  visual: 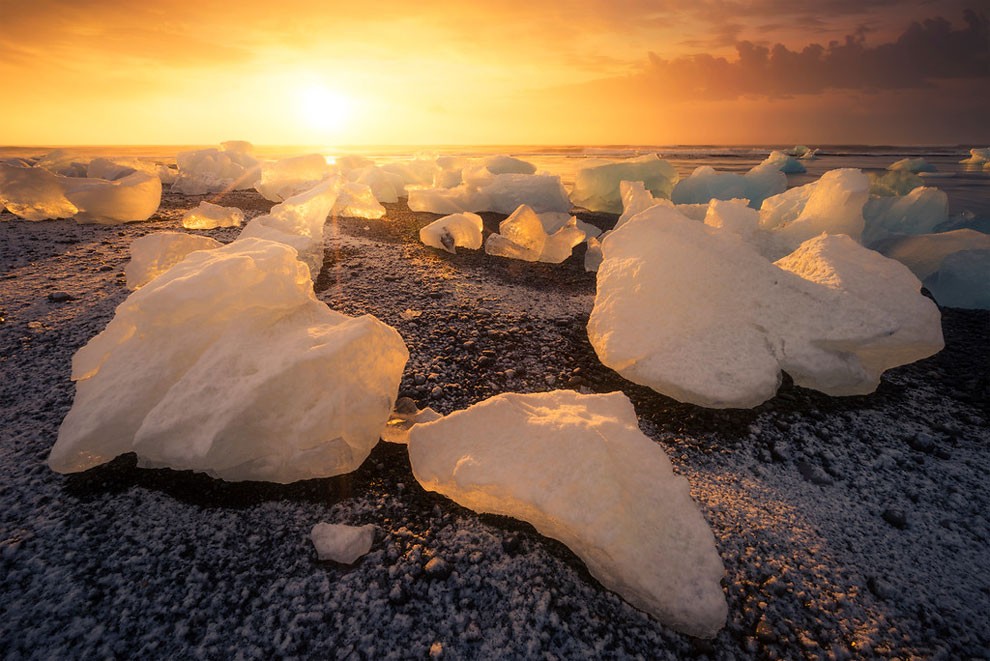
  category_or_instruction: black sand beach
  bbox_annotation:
[1,189,988,659]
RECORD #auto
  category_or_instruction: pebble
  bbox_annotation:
[47,291,74,303]
[882,508,908,529]
[424,556,451,579]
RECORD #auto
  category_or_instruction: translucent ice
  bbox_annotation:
[588,204,943,408]
[762,150,806,174]
[49,238,409,483]
[570,155,678,214]
[874,229,990,280]
[869,171,924,197]
[172,144,261,196]
[181,201,244,230]
[862,187,949,247]
[239,178,341,277]
[407,389,727,638]
[311,523,375,564]
[787,145,818,160]
[125,232,222,289]
[960,148,990,165]
[888,157,935,173]
[334,181,386,219]
[63,172,163,224]
[87,157,158,181]
[484,204,585,263]
[419,212,484,253]
[255,154,331,202]
[0,164,78,220]
[36,149,87,177]
[758,169,869,258]
[672,162,786,209]
[345,165,404,203]
[923,249,990,309]
[408,173,570,215]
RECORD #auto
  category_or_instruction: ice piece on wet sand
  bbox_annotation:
[87,157,159,181]
[570,155,678,213]
[408,389,728,638]
[63,172,162,224]
[960,148,990,164]
[408,171,570,215]
[420,212,484,253]
[311,523,375,564]
[171,144,261,195]
[761,150,806,174]
[238,178,340,277]
[334,181,386,219]
[874,229,990,280]
[345,165,404,203]
[923,248,990,310]
[758,168,869,258]
[484,204,585,263]
[0,164,78,220]
[181,201,244,229]
[255,154,331,202]
[49,238,409,483]
[888,157,935,173]
[125,232,222,289]
[672,162,785,209]
[861,187,948,247]
[588,204,943,408]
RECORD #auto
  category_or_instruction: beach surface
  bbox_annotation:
[1,189,988,659]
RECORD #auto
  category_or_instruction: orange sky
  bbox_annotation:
[1,0,987,146]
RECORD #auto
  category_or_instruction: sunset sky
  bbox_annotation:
[1,0,987,146]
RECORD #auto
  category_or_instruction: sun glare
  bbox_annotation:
[297,84,355,135]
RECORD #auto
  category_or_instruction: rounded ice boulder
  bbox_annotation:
[408,390,728,639]
[588,204,944,408]
[49,238,408,483]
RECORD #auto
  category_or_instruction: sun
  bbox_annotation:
[296,84,355,135]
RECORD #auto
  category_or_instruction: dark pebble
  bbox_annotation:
[882,508,908,529]
[47,291,74,303]
[502,534,522,556]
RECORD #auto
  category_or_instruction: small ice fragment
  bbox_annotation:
[181,201,244,230]
[310,523,375,564]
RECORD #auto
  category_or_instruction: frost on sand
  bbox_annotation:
[408,390,727,639]
[588,204,943,408]
[49,238,408,483]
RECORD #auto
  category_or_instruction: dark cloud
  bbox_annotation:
[642,10,988,99]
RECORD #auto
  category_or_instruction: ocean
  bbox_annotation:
[2,143,989,221]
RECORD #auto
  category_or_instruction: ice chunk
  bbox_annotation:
[407,390,727,638]
[181,201,244,230]
[419,212,484,254]
[87,157,157,181]
[125,232,223,289]
[888,157,935,173]
[786,145,818,159]
[874,229,990,280]
[239,178,340,277]
[156,165,178,186]
[381,158,439,188]
[762,150,806,174]
[869,170,924,197]
[862,187,949,247]
[407,185,489,214]
[172,145,261,196]
[480,173,571,214]
[923,249,990,309]
[484,204,585,263]
[49,238,409,483]
[311,523,375,564]
[334,154,375,172]
[36,149,87,177]
[672,162,786,209]
[960,148,990,165]
[0,164,78,220]
[588,205,943,408]
[617,180,663,228]
[334,181,386,219]
[584,235,604,272]
[759,169,869,259]
[570,155,678,213]
[704,199,760,243]
[64,172,162,224]
[255,154,331,202]
[345,166,403,203]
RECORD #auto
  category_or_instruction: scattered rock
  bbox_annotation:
[882,508,908,529]
[47,291,74,303]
